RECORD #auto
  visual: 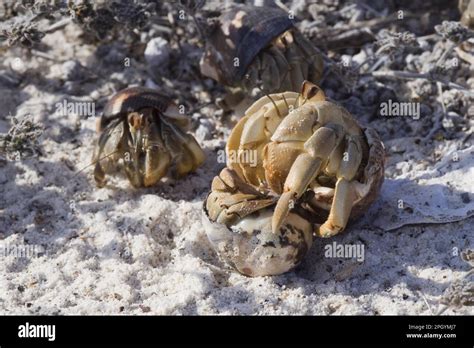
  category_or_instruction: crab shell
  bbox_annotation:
[202,168,312,277]
[300,126,385,224]
[200,5,323,93]
[203,205,312,277]
[200,5,293,84]
[97,87,174,132]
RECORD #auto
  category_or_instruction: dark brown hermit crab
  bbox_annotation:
[93,87,205,188]
[200,5,323,100]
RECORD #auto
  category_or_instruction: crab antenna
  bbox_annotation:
[300,95,309,106]
[256,83,283,119]
[282,93,289,110]
[74,150,119,177]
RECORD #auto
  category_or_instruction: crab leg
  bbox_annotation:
[93,120,124,187]
[159,117,197,177]
[227,115,250,179]
[289,42,309,89]
[267,46,292,92]
[217,198,275,224]
[182,134,206,170]
[317,135,363,237]
[143,146,171,187]
[283,34,305,91]
[174,134,203,177]
[260,52,280,92]
[143,123,171,187]
[293,31,323,81]
[236,109,269,185]
[272,126,342,233]
[263,141,303,193]
[206,168,276,225]
[233,98,293,186]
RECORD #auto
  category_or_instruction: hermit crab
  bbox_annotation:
[92,87,205,188]
[200,5,323,99]
[203,81,384,276]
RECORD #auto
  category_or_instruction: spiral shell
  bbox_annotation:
[200,5,323,94]
[99,87,171,131]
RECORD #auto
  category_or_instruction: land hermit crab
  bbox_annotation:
[203,82,384,276]
[93,87,205,188]
[199,5,323,100]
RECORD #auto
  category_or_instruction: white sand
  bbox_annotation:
[0,13,473,316]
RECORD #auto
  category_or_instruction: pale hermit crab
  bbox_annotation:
[203,82,385,276]
[93,87,205,188]
[199,5,323,102]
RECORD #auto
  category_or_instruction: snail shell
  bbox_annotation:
[99,87,171,132]
[203,204,313,277]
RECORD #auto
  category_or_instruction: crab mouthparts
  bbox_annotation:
[128,112,144,129]
[128,112,147,152]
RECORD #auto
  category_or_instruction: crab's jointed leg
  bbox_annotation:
[93,119,124,187]
[227,93,298,185]
[317,135,363,237]
[159,116,205,178]
[272,125,344,233]
[143,121,171,187]
[206,168,275,225]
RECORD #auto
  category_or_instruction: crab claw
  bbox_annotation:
[271,125,342,233]
[205,168,276,226]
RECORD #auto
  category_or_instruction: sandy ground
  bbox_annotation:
[0,1,473,315]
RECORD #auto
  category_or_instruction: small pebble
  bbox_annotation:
[195,119,213,141]
[61,60,87,81]
[145,37,171,72]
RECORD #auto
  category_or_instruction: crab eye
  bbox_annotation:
[127,112,142,130]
